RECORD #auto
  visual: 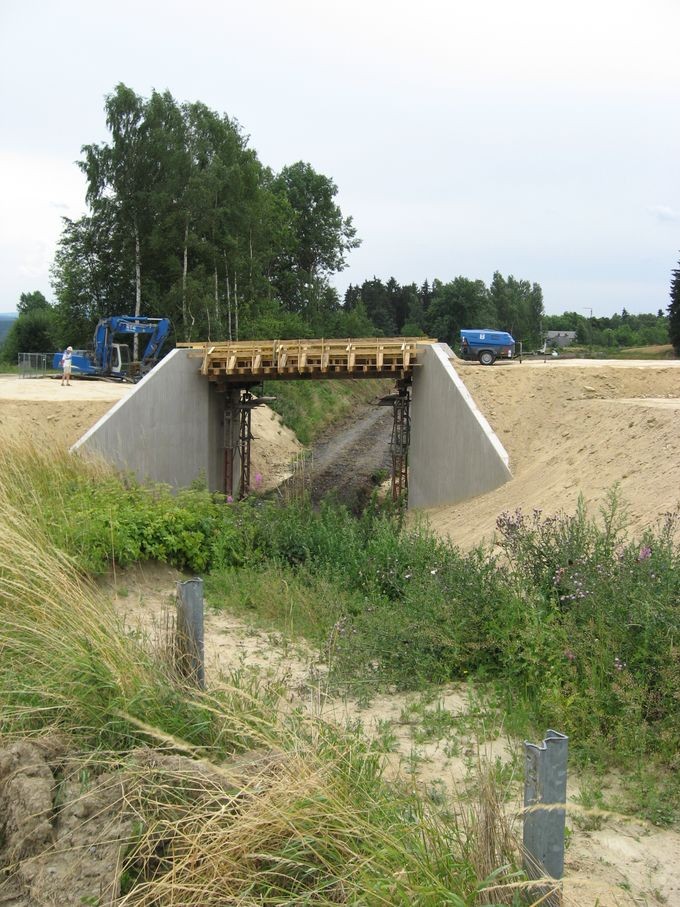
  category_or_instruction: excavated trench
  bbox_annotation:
[280,402,394,512]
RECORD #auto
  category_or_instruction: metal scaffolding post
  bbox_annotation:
[238,389,253,500]
[223,396,237,499]
[390,380,411,501]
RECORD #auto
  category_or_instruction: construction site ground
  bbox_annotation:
[0,374,302,489]
[1,359,679,906]
[429,357,680,549]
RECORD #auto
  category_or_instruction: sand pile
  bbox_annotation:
[424,358,680,548]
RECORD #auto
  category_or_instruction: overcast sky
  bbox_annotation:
[1,0,679,317]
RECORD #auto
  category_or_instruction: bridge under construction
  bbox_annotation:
[74,338,512,511]
[177,337,431,383]
[175,338,432,501]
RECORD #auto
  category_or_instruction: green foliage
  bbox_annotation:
[17,290,50,315]
[344,272,546,348]
[0,314,17,352]
[0,449,242,575]
[271,161,361,317]
[426,276,496,346]
[489,271,544,348]
[494,495,680,768]
[205,564,348,645]
[52,85,362,346]
[669,258,680,355]
[263,378,388,444]
[544,309,670,351]
[232,496,679,793]
[0,446,523,903]
[5,444,680,812]
[0,307,59,362]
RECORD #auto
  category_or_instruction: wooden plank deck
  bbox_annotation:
[176,337,436,383]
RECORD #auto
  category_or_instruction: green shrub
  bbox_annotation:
[3,441,679,795]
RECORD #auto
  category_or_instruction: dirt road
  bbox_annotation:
[301,403,393,509]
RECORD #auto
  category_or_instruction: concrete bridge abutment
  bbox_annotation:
[74,342,512,509]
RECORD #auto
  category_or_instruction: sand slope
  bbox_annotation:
[422,359,680,548]
[0,375,302,488]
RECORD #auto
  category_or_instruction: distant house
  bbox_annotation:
[545,330,577,348]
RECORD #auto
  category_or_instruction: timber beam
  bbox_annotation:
[177,337,435,383]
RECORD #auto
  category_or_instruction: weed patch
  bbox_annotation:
[3,441,679,822]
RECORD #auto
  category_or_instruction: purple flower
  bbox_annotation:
[564,649,576,662]
[254,472,263,486]
[553,567,566,586]
[637,546,652,562]
[226,495,234,504]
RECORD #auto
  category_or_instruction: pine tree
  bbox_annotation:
[669,258,680,355]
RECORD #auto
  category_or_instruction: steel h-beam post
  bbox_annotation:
[390,379,411,501]
[223,390,239,498]
[524,729,568,905]
[175,578,205,688]
[239,389,253,500]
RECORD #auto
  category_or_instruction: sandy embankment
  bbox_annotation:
[0,375,301,485]
[423,358,680,548]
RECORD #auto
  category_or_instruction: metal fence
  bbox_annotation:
[18,352,57,378]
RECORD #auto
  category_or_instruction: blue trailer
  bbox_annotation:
[459,329,516,366]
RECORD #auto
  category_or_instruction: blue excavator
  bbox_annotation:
[53,316,171,381]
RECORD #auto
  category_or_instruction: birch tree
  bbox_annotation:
[79,84,153,358]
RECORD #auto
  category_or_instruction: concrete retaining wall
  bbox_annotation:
[74,348,228,493]
[75,342,510,509]
[409,343,511,509]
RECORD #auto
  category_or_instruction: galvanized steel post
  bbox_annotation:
[524,729,568,901]
[176,578,205,689]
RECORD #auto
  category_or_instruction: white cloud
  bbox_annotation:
[0,153,86,309]
[648,205,680,223]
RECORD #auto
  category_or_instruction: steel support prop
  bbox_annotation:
[390,380,411,501]
[223,389,240,498]
[239,390,253,500]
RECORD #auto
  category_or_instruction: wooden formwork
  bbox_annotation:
[177,337,436,382]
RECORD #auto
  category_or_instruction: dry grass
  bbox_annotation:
[0,439,530,904]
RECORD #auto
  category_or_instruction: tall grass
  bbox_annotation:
[0,440,529,904]
[0,439,243,574]
[5,441,680,781]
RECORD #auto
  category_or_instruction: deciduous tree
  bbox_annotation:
[271,162,360,316]
[426,277,494,345]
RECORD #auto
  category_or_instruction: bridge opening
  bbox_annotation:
[177,338,431,503]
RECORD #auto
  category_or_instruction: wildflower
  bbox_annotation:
[564,649,576,662]
[553,567,566,585]
[226,495,234,504]
[637,545,652,562]
[254,472,263,486]
[614,656,627,672]
[430,568,438,575]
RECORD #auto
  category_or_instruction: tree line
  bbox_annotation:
[0,82,677,360]
[343,272,545,348]
[544,308,671,350]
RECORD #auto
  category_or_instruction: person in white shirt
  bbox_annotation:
[61,346,73,386]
